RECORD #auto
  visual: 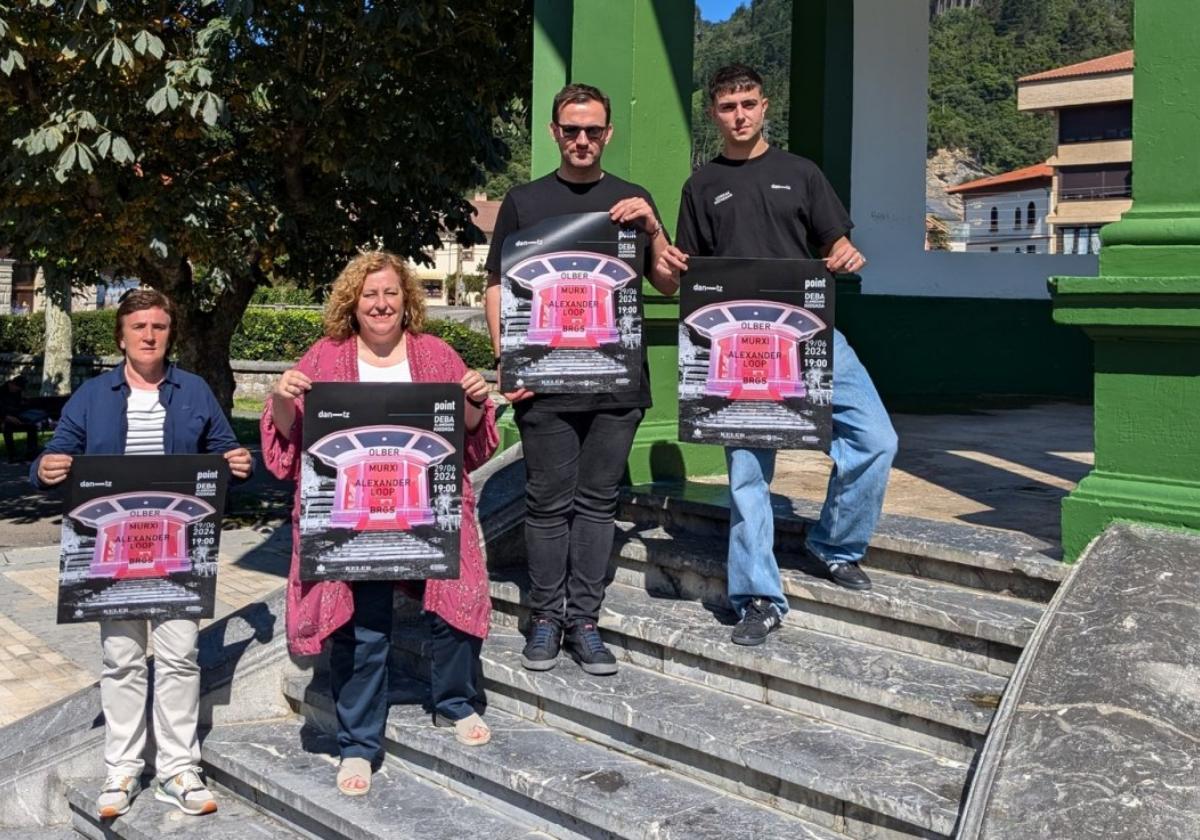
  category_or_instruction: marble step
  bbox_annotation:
[394,625,968,838]
[489,574,1004,760]
[611,524,1044,676]
[64,777,303,840]
[617,483,1067,602]
[200,719,549,840]
[285,675,850,840]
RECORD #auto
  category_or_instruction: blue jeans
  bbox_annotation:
[726,330,897,617]
[330,581,483,760]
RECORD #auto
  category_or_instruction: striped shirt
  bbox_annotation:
[124,387,166,455]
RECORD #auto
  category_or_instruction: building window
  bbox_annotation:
[1013,208,1022,230]
[1058,102,1133,144]
[1026,245,1037,253]
[423,280,444,299]
[461,245,475,262]
[989,246,999,253]
[1059,163,1133,201]
[1027,201,1036,228]
[1057,226,1104,255]
[989,207,999,232]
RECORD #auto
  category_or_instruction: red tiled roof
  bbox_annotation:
[946,163,1053,194]
[469,198,501,238]
[1019,50,1133,83]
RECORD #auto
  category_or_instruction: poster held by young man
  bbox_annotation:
[499,211,644,393]
[57,453,227,624]
[679,257,834,450]
[299,382,466,582]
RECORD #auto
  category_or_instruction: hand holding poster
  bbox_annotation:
[300,383,465,581]
[57,454,227,624]
[499,211,644,393]
[679,257,835,450]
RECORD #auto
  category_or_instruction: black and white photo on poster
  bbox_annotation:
[57,454,227,624]
[300,383,465,582]
[679,257,835,450]
[500,211,644,393]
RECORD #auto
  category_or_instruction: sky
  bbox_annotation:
[696,0,748,23]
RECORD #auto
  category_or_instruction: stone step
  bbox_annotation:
[489,573,1005,761]
[611,524,1044,676]
[618,483,1067,602]
[0,829,79,839]
[200,719,549,840]
[64,777,304,840]
[284,675,850,840]
[394,625,968,838]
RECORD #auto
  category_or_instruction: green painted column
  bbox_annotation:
[790,0,861,298]
[513,0,724,482]
[1051,0,1200,559]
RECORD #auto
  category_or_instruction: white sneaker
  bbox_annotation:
[154,767,218,816]
[97,774,141,819]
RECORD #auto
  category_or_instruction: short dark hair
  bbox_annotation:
[114,287,176,355]
[552,83,611,125]
[708,64,764,103]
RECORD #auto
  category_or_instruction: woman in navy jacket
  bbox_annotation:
[31,289,252,820]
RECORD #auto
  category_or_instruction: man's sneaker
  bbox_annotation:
[154,767,217,816]
[564,621,618,675]
[521,617,562,671]
[97,774,141,819]
[731,598,783,646]
[828,562,872,591]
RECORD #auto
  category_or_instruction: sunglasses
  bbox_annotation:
[555,123,606,141]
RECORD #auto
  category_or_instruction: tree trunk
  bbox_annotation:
[41,264,74,396]
[142,257,259,417]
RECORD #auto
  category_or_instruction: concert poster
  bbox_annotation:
[299,383,465,582]
[57,454,227,624]
[678,257,835,451]
[499,211,645,393]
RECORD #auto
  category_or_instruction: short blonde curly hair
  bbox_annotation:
[323,251,427,340]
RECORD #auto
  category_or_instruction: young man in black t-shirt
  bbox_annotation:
[656,65,898,648]
[486,83,678,675]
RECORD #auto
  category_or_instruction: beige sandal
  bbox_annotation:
[336,757,372,796]
[438,712,491,746]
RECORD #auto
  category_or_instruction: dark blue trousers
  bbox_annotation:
[329,581,484,760]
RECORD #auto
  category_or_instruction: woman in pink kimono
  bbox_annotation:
[261,251,498,796]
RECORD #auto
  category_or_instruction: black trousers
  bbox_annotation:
[2,419,37,460]
[515,407,644,626]
[329,581,483,761]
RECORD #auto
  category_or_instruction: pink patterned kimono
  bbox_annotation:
[260,332,499,656]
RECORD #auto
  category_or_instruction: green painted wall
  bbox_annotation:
[839,296,1093,401]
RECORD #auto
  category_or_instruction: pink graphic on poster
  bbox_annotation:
[685,301,826,401]
[307,425,456,532]
[69,493,215,580]
[509,251,637,348]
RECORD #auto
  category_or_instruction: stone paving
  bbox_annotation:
[0,400,1092,729]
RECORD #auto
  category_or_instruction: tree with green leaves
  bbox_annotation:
[0,0,531,411]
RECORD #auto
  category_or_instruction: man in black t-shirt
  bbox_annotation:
[656,65,898,648]
[485,83,678,675]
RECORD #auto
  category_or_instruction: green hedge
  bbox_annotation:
[0,312,45,354]
[231,308,325,361]
[0,307,492,368]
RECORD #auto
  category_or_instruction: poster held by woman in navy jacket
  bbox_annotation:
[679,257,835,450]
[298,382,465,582]
[499,211,644,393]
[57,454,228,623]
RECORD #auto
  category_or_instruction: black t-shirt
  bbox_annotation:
[487,171,662,414]
[675,146,853,259]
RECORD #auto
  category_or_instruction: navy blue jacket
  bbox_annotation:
[30,362,249,489]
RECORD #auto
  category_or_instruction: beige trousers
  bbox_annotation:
[99,618,201,779]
